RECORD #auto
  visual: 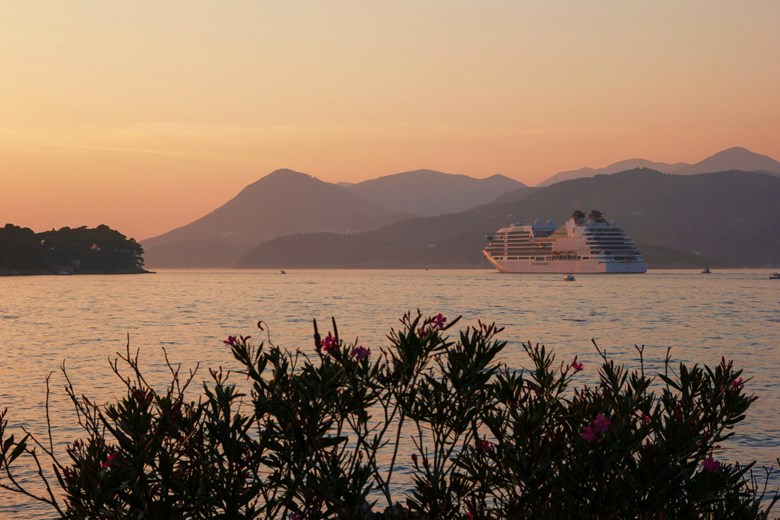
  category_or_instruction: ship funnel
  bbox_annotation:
[588,210,604,221]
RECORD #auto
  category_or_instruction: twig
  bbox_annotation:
[634,345,645,377]
[591,338,608,361]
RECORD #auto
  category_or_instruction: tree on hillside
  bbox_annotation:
[0,224,45,270]
[0,224,146,274]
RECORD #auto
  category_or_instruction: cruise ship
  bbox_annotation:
[483,210,647,274]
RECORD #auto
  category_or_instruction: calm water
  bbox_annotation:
[1,269,779,516]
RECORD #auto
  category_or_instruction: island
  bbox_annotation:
[0,223,149,275]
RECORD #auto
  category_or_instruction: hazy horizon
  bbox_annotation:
[2,1,779,240]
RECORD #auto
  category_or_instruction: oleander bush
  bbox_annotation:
[1,312,777,518]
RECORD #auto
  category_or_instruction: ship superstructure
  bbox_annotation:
[483,210,647,273]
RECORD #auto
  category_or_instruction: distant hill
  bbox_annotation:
[487,186,541,206]
[637,244,735,269]
[677,146,780,175]
[345,169,526,217]
[239,169,780,269]
[538,147,780,186]
[141,240,250,269]
[539,159,687,187]
[142,168,530,268]
[238,232,408,268]
[142,169,411,267]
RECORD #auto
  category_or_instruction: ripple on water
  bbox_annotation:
[1,269,780,516]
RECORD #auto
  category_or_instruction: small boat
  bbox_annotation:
[563,273,575,282]
[701,268,711,274]
[279,270,287,275]
[770,272,780,280]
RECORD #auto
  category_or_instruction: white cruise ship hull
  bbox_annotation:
[483,253,647,274]
[483,210,647,274]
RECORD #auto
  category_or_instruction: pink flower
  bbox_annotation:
[433,313,447,330]
[642,413,651,425]
[101,453,119,469]
[350,346,370,360]
[322,332,337,353]
[581,413,611,442]
[580,425,598,443]
[223,335,238,346]
[467,513,474,520]
[592,413,611,433]
[731,377,744,389]
[702,456,720,473]
[672,402,684,421]
[476,439,492,453]
[133,388,152,404]
[571,356,583,373]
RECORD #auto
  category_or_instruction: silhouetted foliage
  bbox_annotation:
[1,313,777,518]
[0,223,146,274]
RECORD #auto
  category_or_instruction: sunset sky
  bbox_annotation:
[2,1,779,241]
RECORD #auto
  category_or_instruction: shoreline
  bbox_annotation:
[0,268,154,276]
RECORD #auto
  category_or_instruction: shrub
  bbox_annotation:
[1,312,776,518]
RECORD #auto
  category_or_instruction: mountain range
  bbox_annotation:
[344,170,526,217]
[143,169,412,267]
[538,147,780,186]
[141,147,780,269]
[238,169,780,269]
[143,168,525,267]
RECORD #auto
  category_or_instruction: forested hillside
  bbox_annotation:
[0,224,147,275]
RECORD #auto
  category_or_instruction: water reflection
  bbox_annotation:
[1,269,778,516]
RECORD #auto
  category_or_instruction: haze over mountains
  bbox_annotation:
[143,168,523,267]
[538,147,780,186]
[143,170,411,267]
[240,170,780,269]
[142,146,780,269]
[345,170,525,217]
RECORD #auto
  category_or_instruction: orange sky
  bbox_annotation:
[1,1,779,241]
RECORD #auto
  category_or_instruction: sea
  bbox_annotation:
[1,269,779,517]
